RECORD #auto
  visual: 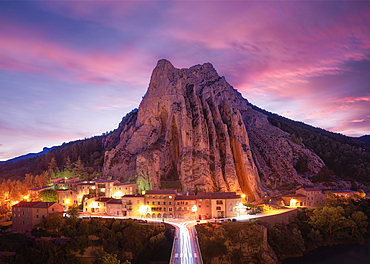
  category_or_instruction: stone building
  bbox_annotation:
[144,190,176,219]
[12,201,63,234]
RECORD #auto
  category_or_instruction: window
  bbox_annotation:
[163,201,166,205]
[163,207,166,211]
[152,201,155,205]
[52,208,54,212]
[169,196,172,199]
[158,201,161,205]
[169,208,172,211]
[216,206,221,210]
[169,202,172,205]
[177,202,180,205]
[185,202,188,205]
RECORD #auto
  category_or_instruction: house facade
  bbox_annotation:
[12,201,64,233]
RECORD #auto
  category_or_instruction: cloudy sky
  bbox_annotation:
[1,1,370,161]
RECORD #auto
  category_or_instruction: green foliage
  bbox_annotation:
[30,217,172,263]
[98,253,120,264]
[268,199,370,261]
[39,189,59,202]
[0,136,104,181]
[295,156,309,174]
[196,222,276,264]
[268,223,306,260]
[250,103,370,184]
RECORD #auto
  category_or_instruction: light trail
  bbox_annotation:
[168,220,201,264]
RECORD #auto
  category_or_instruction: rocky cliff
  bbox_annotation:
[103,60,324,200]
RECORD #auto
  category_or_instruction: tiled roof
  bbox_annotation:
[145,190,176,195]
[331,190,358,193]
[12,201,60,208]
[94,180,117,183]
[107,199,122,204]
[282,194,306,198]
[123,194,144,198]
[95,197,113,202]
[77,182,95,185]
[302,188,322,192]
[196,192,240,199]
[114,182,137,186]
[175,195,197,200]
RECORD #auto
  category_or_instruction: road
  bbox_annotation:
[167,220,202,264]
[79,207,296,264]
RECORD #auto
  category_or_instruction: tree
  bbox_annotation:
[98,253,120,264]
[67,206,80,218]
[39,189,59,202]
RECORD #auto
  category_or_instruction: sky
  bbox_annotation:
[1,1,370,161]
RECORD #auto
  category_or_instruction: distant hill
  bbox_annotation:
[4,147,57,163]
[0,136,104,181]
[358,135,370,148]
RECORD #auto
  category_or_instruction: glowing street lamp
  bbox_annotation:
[191,205,197,212]
[290,199,297,207]
[23,195,30,201]
[138,205,151,216]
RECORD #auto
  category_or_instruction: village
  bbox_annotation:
[9,175,362,234]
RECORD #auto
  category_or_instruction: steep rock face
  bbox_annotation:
[242,109,325,193]
[103,60,324,199]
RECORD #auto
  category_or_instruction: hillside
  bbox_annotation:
[358,135,370,148]
[250,104,370,184]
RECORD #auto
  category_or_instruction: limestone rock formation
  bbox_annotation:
[103,59,324,200]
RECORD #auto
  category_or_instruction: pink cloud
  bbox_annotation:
[352,119,364,123]
[0,20,152,86]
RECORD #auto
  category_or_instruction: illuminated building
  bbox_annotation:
[175,194,197,219]
[12,201,63,234]
[144,190,176,219]
[56,189,78,210]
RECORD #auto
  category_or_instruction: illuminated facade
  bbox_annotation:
[175,195,197,219]
[112,183,139,198]
[56,189,78,210]
[144,190,176,219]
[296,188,324,206]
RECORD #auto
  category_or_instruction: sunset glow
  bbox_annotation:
[1,1,370,160]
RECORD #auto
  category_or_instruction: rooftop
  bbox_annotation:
[12,201,60,208]
[145,190,176,195]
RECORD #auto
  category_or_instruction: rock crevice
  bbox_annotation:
[103,60,324,200]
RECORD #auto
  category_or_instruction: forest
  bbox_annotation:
[0,217,173,264]
[196,197,370,263]
[249,104,370,184]
[0,136,104,182]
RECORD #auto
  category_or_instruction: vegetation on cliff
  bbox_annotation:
[268,197,369,261]
[196,221,278,264]
[250,104,370,184]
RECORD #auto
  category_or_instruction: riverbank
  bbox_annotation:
[283,241,370,264]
